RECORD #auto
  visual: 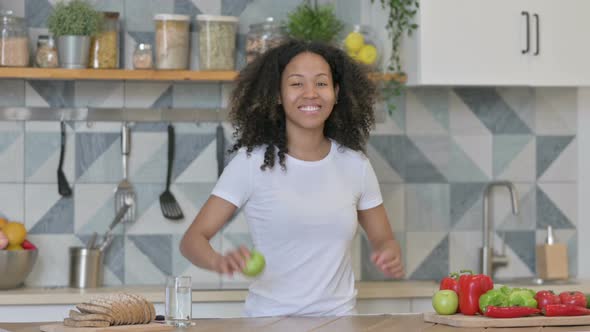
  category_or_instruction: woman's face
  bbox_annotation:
[279,52,339,133]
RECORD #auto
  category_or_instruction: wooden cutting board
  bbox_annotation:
[423,312,590,327]
[40,323,174,332]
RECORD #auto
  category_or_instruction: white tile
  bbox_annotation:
[24,184,61,230]
[535,88,577,135]
[25,234,84,287]
[366,143,402,183]
[0,131,23,182]
[538,182,577,227]
[381,183,405,233]
[0,184,24,221]
[539,137,577,182]
[449,91,490,135]
[449,231,482,274]
[124,82,171,108]
[75,81,124,108]
[74,184,116,233]
[496,137,536,182]
[406,91,447,135]
[125,239,167,285]
[453,135,492,179]
[404,232,447,277]
[24,82,50,107]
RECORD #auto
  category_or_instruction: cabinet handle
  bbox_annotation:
[521,11,530,54]
[534,13,540,55]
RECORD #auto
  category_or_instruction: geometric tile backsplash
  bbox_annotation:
[0,0,578,288]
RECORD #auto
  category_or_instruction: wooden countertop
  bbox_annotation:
[1,314,588,332]
[1,279,588,306]
[0,281,439,305]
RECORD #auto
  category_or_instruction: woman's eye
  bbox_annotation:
[317,82,328,87]
[290,82,302,87]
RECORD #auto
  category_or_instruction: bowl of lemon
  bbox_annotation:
[0,218,38,289]
[343,25,380,69]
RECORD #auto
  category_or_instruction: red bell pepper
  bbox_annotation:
[458,270,494,316]
[543,304,590,316]
[535,290,561,310]
[559,291,587,308]
[484,306,540,318]
[439,272,459,293]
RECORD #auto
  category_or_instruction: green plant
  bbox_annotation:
[285,0,343,43]
[370,0,419,114]
[47,0,103,37]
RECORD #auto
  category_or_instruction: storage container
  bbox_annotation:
[154,14,190,70]
[133,43,153,69]
[89,11,120,69]
[196,14,238,70]
[35,35,58,68]
[0,10,29,67]
[246,17,286,64]
[341,24,380,70]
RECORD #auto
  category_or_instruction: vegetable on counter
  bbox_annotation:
[543,304,590,316]
[484,305,540,318]
[559,291,587,308]
[439,272,459,293]
[479,286,537,314]
[458,270,493,315]
[535,290,561,311]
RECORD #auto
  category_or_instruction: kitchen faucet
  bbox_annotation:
[481,181,519,277]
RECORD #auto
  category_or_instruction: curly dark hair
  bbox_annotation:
[228,39,377,170]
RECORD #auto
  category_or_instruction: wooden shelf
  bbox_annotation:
[0,68,406,83]
[0,68,238,81]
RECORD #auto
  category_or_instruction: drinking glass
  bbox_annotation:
[165,275,193,327]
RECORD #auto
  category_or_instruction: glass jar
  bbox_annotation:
[133,43,153,69]
[341,24,381,70]
[154,14,190,70]
[0,10,29,67]
[196,14,238,70]
[89,11,120,69]
[246,17,286,64]
[35,35,58,68]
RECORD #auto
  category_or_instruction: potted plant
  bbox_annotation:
[370,0,419,114]
[47,0,102,69]
[285,0,343,44]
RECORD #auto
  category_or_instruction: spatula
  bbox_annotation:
[114,122,136,223]
[57,121,72,197]
[159,124,184,220]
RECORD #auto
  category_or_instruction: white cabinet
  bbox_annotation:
[401,0,590,86]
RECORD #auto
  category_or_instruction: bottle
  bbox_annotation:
[133,43,153,69]
[35,35,58,68]
[89,11,120,69]
[535,225,569,280]
[0,10,29,67]
[246,17,286,64]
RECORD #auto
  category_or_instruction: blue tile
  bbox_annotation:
[536,136,575,179]
[104,235,125,282]
[174,0,201,32]
[172,83,221,108]
[25,132,58,180]
[221,0,252,16]
[28,197,74,234]
[174,133,216,180]
[129,234,173,276]
[124,0,174,31]
[152,85,173,109]
[405,184,450,231]
[404,137,446,183]
[0,132,20,155]
[448,140,489,182]
[0,80,25,106]
[409,234,449,280]
[127,31,155,47]
[28,81,75,108]
[75,133,119,181]
[413,88,449,131]
[454,88,531,134]
[368,135,405,180]
[504,230,535,274]
[450,183,486,229]
[493,135,532,177]
[536,186,575,230]
[25,0,51,28]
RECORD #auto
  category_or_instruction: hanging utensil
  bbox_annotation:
[159,124,184,220]
[216,123,225,177]
[98,198,131,252]
[114,122,136,223]
[57,121,72,197]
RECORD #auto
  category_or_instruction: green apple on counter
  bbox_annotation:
[243,250,266,277]
[432,290,459,315]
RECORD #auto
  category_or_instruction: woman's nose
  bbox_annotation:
[302,86,319,98]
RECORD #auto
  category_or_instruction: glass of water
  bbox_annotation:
[165,275,193,327]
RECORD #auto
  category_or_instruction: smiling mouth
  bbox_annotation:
[298,105,321,113]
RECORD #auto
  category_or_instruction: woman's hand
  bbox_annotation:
[371,240,405,279]
[213,245,251,277]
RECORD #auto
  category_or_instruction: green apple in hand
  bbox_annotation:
[432,290,459,315]
[242,250,266,277]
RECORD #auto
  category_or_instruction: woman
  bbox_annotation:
[180,40,404,317]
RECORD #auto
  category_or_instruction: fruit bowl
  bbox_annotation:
[0,248,38,289]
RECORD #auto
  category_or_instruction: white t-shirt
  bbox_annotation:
[211,139,383,317]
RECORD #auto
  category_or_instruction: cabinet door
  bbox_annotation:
[530,0,590,86]
[405,0,530,86]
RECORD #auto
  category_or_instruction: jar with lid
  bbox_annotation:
[35,35,58,68]
[133,43,153,69]
[196,15,238,71]
[154,14,190,70]
[89,12,120,69]
[246,17,286,64]
[341,24,381,70]
[0,10,29,67]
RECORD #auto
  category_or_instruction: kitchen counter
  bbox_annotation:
[0,314,588,331]
[1,279,588,305]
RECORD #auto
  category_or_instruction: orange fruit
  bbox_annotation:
[3,222,26,246]
[0,217,7,229]
[6,243,23,251]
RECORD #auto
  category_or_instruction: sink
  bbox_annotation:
[494,277,577,286]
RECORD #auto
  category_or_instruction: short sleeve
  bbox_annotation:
[357,159,383,210]
[211,149,253,208]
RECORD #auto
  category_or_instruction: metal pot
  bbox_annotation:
[57,35,90,69]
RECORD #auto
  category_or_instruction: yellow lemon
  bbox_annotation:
[344,32,364,53]
[6,243,23,251]
[3,222,26,246]
[358,44,378,65]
